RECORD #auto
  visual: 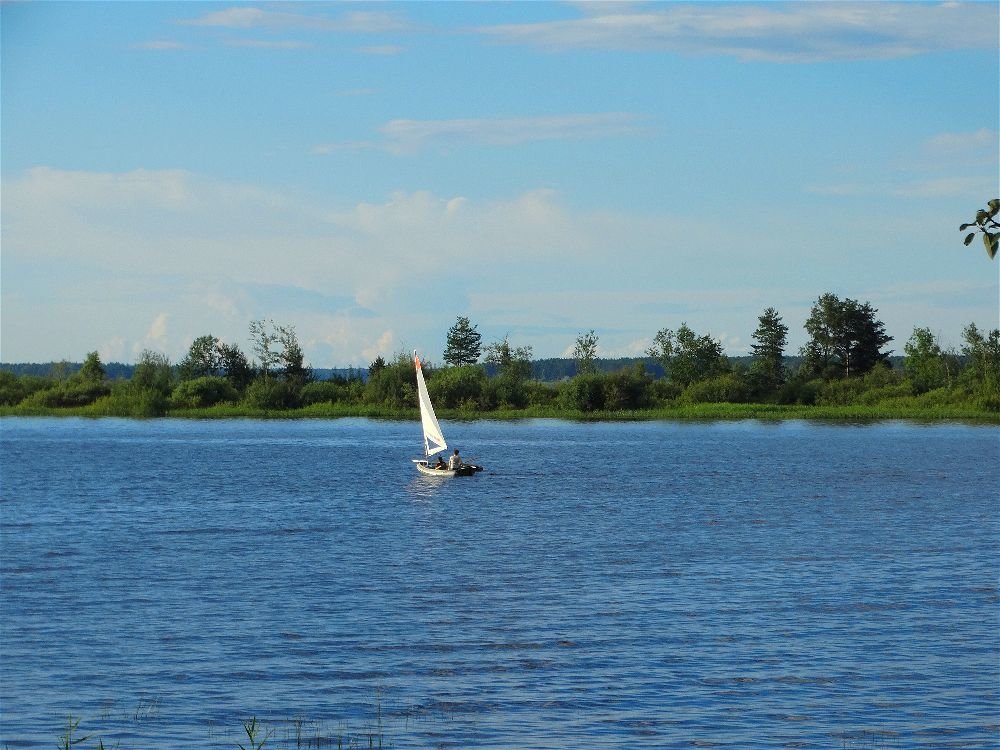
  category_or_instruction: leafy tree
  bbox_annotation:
[248,319,281,379]
[572,330,599,375]
[649,324,727,386]
[443,316,482,366]
[277,324,312,386]
[179,335,222,380]
[248,320,311,385]
[673,324,728,386]
[76,351,106,384]
[483,335,533,408]
[960,198,999,260]
[646,329,676,377]
[217,342,253,392]
[903,327,957,393]
[801,293,892,378]
[132,350,173,395]
[750,307,788,385]
[484,335,533,382]
[960,323,1000,392]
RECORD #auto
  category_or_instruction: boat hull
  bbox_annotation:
[415,460,484,477]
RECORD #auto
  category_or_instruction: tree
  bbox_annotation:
[672,324,727,386]
[276,324,311,386]
[903,327,956,393]
[960,323,1000,391]
[368,355,387,379]
[76,351,106,384]
[249,319,281,379]
[132,350,173,395]
[179,335,222,380]
[572,330,599,375]
[648,324,726,386]
[443,316,482,366]
[217,342,253,391]
[483,335,533,382]
[960,198,999,260]
[646,329,676,377]
[750,307,788,384]
[801,293,892,378]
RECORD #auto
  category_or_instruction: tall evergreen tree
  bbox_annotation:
[750,307,788,384]
[801,293,892,378]
[443,316,482,366]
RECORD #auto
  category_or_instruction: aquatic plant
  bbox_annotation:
[236,716,273,750]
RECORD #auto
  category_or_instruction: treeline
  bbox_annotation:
[1,298,998,418]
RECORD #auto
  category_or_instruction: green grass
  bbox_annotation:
[2,397,998,423]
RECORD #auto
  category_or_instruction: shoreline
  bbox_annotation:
[3,402,998,424]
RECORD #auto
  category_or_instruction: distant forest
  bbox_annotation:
[0,355,909,383]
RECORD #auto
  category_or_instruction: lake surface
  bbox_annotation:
[1,417,998,749]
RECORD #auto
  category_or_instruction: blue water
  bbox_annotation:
[1,417,998,749]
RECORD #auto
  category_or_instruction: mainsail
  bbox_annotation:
[414,351,447,458]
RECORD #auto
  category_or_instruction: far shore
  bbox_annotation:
[3,401,998,424]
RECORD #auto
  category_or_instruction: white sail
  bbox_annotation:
[414,351,447,457]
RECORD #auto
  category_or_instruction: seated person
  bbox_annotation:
[434,456,447,470]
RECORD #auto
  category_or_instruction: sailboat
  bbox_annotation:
[412,351,484,477]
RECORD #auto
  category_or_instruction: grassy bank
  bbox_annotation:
[2,400,997,423]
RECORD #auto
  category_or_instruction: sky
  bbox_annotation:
[2,1,998,368]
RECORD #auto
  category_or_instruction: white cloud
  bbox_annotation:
[357,45,405,56]
[223,39,313,50]
[378,113,646,154]
[476,2,998,62]
[3,167,995,365]
[925,128,999,155]
[131,40,189,51]
[316,113,648,156]
[181,7,411,33]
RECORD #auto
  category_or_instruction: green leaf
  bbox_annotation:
[987,198,1000,217]
[985,232,998,260]
[964,232,976,246]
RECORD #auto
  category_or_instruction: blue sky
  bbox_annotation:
[2,1,997,368]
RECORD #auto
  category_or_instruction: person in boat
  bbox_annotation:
[434,456,447,470]
[448,448,462,470]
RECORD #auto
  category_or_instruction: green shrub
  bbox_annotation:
[0,371,52,406]
[243,378,300,410]
[428,366,487,409]
[23,381,111,408]
[88,385,168,417]
[854,382,914,406]
[775,378,822,405]
[482,375,530,409]
[682,373,751,404]
[603,366,651,410]
[299,379,350,406]
[559,373,605,412]
[171,376,238,409]
[816,378,866,406]
[648,379,683,405]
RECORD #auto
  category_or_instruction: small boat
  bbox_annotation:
[412,351,484,477]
